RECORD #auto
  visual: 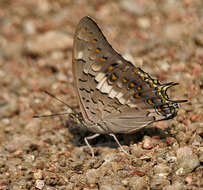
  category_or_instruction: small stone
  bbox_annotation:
[160,61,170,71]
[86,169,99,184]
[137,17,151,29]
[23,20,36,34]
[166,137,176,146]
[100,185,126,190]
[151,176,170,189]
[128,176,148,190]
[100,185,113,190]
[24,31,72,55]
[164,23,188,40]
[70,161,83,171]
[4,135,35,153]
[176,147,193,159]
[199,152,203,163]
[176,168,184,176]
[121,179,129,186]
[153,164,172,177]
[142,136,154,149]
[35,180,45,190]
[185,174,193,185]
[120,0,145,15]
[167,156,177,163]
[195,33,203,47]
[33,170,43,180]
[177,154,200,175]
[163,182,184,190]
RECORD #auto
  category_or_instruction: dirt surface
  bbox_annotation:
[0,0,203,189]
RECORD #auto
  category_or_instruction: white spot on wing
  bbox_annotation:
[117,59,123,65]
[108,88,118,98]
[116,92,123,99]
[115,92,125,104]
[96,76,107,89]
[100,81,113,93]
[117,81,123,88]
[95,72,105,82]
[76,51,83,59]
[118,97,126,104]
[92,63,102,72]
[128,102,137,108]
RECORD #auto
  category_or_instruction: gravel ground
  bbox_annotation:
[0,0,202,189]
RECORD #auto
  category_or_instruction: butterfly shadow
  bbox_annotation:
[65,118,175,153]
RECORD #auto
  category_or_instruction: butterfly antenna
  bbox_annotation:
[44,91,77,114]
[33,112,69,118]
[33,91,77,118]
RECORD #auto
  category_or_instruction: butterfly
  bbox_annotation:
[72,16,187,156]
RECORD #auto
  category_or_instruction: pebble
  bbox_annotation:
[1,1,202,189]
[35,180,45,190]
[151,176,170,189]
[162,182,184,190]
[100,185,113,190]
[23,20,36,34]
[167,156,177,163]
[195,33,203,47]
[33,170,43,180]
[153,164,172,177]
[4,134,35,153]
[100,185,126,190]
[176,147,193,159]
[120,0,146,15]
[164,23,188,40]
[128,176,148,190]
[177,154,200,175]
[199,152,203,163]
[142,136,154,149]
[137,17,151,29]
[24,31,72,55]
[185,173,193,184]
[86,169,99,184]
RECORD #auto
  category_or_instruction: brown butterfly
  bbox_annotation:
[72,16,187,156]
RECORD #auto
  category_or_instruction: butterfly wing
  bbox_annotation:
[72,16,181,134]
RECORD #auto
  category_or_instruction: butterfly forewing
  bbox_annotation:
[72,16,183,134]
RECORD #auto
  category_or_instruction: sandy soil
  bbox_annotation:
[0,0,202,189]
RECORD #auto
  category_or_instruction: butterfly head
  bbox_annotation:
[155,82,187,121]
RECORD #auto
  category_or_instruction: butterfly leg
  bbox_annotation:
[109,133,130,156]
[84,133,100,157]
